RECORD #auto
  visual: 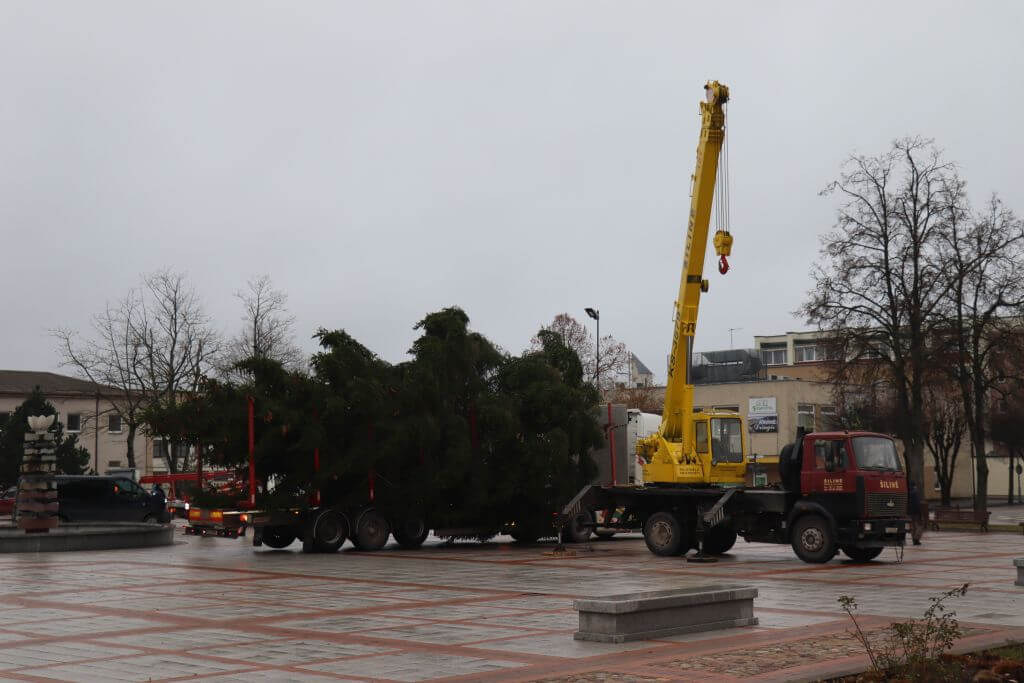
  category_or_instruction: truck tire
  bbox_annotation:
[841,545,883,562]
[354,509,390,551]
[643,512,686,557]
[560,509,594,544]
[791,515,836,563]
[262,526,296,549]
[312,510,349,553]
[702,526,737,555]
[393,517,429,549]
[593,529,617,539]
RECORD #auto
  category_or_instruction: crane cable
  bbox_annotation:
[715,103,732,274]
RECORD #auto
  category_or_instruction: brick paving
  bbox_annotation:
[0,524,1020,681]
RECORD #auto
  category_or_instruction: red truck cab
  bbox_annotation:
[783,430,908,562]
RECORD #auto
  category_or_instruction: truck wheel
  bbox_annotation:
[354,509,390,551]
[262,526,296,549]
[393,517,429,549]
[841,545,883,562]
[312,510,349,553]
[560,509,594,544]
[791,515,836,563]
[702,526,737,555]
[593,529,617,539]
[643,512,685,556]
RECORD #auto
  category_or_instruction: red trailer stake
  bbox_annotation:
[248,396,256,506]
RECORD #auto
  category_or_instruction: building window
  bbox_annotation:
[797,403,815,431]
[794,345,818,363]
[108,415,123,434]
[0,412,9,433]
[66,413,82,432]
[108,460,122,468]
[760,348,788,366]
[818,405,838,430]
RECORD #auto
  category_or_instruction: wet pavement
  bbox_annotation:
[0,524,1021,681]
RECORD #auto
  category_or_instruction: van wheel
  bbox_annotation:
[392,517,429,549]
[644,512,685,556]
[791,515,836,563]
[841,545,883,562]
[702,526,737,555]
[262,526,296,549]
[312,510,349,553]
[354,509,390,551]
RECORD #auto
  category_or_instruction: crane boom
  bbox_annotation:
[638,80,746,486]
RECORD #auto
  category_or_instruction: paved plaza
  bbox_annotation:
[0,524,1021,682]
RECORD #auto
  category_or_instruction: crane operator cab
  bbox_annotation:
[639,410,747,486]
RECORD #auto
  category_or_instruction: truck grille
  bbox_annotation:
[866,492,906,517]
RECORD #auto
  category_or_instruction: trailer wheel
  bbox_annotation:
[702,526,737,555]
[560,509,594,544]
[393,517,429,549]
[841,545,883,562]
[593,529,617,540]
[312,510,349,553]
[262,526,296,549]
[643,512,685,556]
[354,509,390,551]
[791,515,836,563]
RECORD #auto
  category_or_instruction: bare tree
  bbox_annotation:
[533,313,629,391]
[938,190,1024,510]
[54,292,148,468]
[132,270,220,472]
[608,386,663,414]
[55,270,220,473]
[801,137,954,492]
[921,382,965,507]
[222,275,305,379]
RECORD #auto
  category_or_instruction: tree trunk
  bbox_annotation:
[974,434,988,511]
[125,422,137,469]
[1009,450,1015,506]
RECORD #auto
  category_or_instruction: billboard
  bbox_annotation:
[748,397,777,433]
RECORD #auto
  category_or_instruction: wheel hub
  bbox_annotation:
[801,527,824,552]
[651,520,674,548]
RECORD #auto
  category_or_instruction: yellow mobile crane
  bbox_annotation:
[637,80,747,486]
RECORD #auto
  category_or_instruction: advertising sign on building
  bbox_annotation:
[748,397,778,433]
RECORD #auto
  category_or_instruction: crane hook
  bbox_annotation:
[718,254,729,275]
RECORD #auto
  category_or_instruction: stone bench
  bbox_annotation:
[1015,558,1023,587]
[573,585,758,643]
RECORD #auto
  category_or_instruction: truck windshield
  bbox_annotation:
[852,437,902,471]
[711,418,744,463]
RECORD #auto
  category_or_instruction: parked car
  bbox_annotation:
[0,487,16,515]
[56,476,170,523]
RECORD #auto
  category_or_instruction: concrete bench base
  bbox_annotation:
[574,585,758,643]
[1015,558,1024,587]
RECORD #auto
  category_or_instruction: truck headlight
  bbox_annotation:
[863,522,872,531]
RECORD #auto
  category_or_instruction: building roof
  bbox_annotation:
[0,370,113,397]
[630,353,653,376]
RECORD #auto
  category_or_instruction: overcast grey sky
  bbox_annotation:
[2,2,1022,383]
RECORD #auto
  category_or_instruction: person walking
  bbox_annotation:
[908,480,923,545]
[151,483,166,503]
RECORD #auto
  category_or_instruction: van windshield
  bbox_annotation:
[852,437,902,471]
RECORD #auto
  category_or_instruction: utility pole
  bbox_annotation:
[729,327,743,349]
[585,308,600,388]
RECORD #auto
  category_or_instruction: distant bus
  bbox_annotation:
[140,470,243,517]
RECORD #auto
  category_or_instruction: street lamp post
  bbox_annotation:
[585,308,600,389]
